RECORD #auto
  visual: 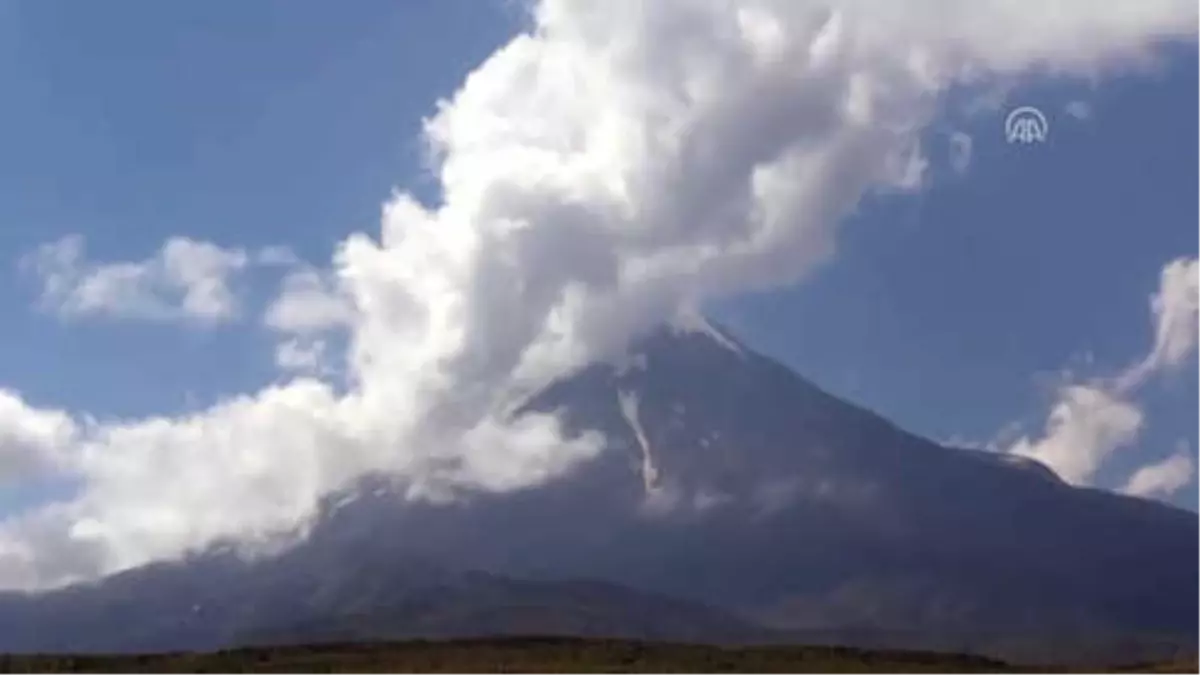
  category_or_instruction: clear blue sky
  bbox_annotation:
[0,2,1195,509]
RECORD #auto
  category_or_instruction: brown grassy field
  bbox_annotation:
[1,637,1193,673]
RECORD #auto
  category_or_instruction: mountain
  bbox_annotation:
[0,529,767,653]
[355,317,1195,643]
[0,318,1194,665]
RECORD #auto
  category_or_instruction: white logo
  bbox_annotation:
[1005,106,1048,144]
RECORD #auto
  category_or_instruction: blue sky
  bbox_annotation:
[722,49,1199,505]
[1,0,516,418]
[0,0,1195,550]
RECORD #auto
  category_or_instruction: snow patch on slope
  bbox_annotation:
[618,390,660,493]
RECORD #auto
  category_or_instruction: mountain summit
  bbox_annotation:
[0,320,1194,663]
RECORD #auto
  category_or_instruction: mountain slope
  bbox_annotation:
[0,319,1193,664]
[367,318,1196,652]
[235,577,769,648]
[0,530,765,653]
[480,318,1196,639]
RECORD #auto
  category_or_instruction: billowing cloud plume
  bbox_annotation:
[23,236,255,325]
[1122,441,1195,499]
[1,0,1196,589]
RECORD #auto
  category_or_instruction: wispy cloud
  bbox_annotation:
[1007,257,1198,497]
[1064,100,1093,120]
[948,132,973,174]
[263,268,355,335]
[21,236,256,325]
[1122,440,1195,499]
[1118,257,1200,390]
[262,266,356,375]
[1008,382,1143,485]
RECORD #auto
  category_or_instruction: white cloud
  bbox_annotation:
[263,268,355,335]
[274,338,333,375]
[0,390,77,485]
[262,266,356,375]
[1120,257,1200,389]
[23,236,253,325]
[1008,383,1143,485]
[1137,255,1195,372]
[1122,441,1195,499]
[1006,257,1199,494]
[0,1,1195,589]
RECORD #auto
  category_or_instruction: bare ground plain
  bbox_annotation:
[2,634,1200,672]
